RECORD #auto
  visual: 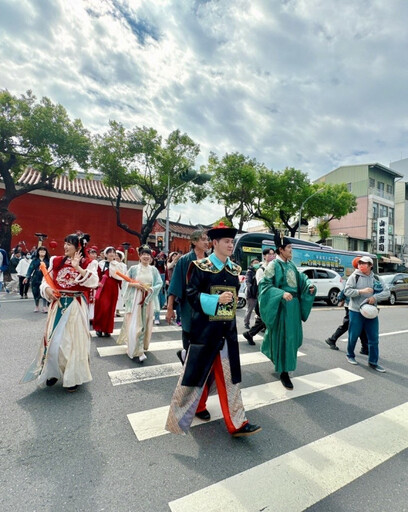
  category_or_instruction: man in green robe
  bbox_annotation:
[258,232,316,390]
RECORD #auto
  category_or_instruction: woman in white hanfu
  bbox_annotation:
[21,233,99,392]
[117,245,162,361]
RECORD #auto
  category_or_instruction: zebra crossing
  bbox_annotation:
[92,313,407,511]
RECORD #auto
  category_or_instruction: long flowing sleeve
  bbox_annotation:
[298,270,316,321]
[75,260,99,288]
[258,269,284,329]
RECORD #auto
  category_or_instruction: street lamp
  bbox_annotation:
[297,188,324,239]
[164,170,211,253]
[121,242,130,264]
[35,233,48,247]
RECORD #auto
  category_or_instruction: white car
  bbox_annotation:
[237,281,247,309]
[297,267,344,306]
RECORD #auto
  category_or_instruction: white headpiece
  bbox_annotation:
[103,246,115,257]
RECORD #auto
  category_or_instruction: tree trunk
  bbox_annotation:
[0,208,16,253]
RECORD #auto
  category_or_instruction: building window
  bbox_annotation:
[379,204,388,218]
[363,241,368,252]
[389,207,394,225]
[377,181,385,197]
[346,182,352,192]
[369,178,375,188]
[386,184,393,195]
[372,202,378,219]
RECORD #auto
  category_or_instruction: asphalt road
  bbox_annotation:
[1,294,407,512]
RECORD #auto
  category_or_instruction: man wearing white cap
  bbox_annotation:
[344,256,389,371]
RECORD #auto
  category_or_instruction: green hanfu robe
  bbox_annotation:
[258,258,316,373]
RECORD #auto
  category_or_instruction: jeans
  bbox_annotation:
[329,307,368,352]
[347,310,379,365]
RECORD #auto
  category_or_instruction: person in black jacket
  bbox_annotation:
[24,246,50,312]
[165,223,261,438]
[243,258,260,329]
[5,250,22,293]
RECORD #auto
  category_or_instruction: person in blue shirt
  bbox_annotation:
[166,222,262,438]
[165,230,209,353]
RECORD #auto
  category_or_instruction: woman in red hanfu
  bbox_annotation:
[93,246,122,337]
[21,233,99,392]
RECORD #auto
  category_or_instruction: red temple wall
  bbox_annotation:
[2,191,143,254]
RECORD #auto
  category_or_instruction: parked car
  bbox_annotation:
[297,267,344,306]
[378,273,408,305]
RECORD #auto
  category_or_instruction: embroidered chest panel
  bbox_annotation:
[55,265,81,289]
[193,257,241,276]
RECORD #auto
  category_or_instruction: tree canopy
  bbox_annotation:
[207,152,259,232]
[0,90,91,250]
[92,122,209,244]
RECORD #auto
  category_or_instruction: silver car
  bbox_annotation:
[378,273,408,305]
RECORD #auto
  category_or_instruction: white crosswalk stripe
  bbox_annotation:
[168,401,408,512]
[127,368,363,441]
[97,334,264,357]
[108,350,306,386]
[339,328,408,342]
[91,324,181,337]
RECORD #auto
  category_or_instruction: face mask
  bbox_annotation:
[253,263,260,269]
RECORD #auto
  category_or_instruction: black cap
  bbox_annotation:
[207,221,237,241]
[274,230,290,249]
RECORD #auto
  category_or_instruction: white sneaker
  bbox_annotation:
[154,319,160,325]
[139,353,147,362]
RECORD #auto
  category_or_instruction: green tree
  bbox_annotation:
[0,90,91,251]
[207,152,259,231]
[248,168,357,237]
[93,123,208,244]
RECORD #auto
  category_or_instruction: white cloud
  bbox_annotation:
[1,0,408,225]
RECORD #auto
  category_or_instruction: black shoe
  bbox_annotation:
[96,331,103,337]
[360,349,369,355]
[232,423,262,437]
[195,409,211,421]
[103,332,111,337]
[243,332,255,346]
[244,324,250,330]
[66,385,79,392]
[325,338,339,350]
[176,350,184,366]
[46,378,58,387]
[280,372,293,390]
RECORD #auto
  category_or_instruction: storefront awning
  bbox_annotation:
[380,256,402,264]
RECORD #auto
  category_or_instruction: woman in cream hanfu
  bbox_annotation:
[22,233,98,392]
[114,250,127,316]
[117,245,162,362]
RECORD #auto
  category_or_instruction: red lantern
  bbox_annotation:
[49,240,58,249]
[128,246,135,255]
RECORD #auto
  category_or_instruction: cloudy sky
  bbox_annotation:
[1,0,408,225]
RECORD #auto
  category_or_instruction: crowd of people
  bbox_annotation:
[2,225,390,437]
